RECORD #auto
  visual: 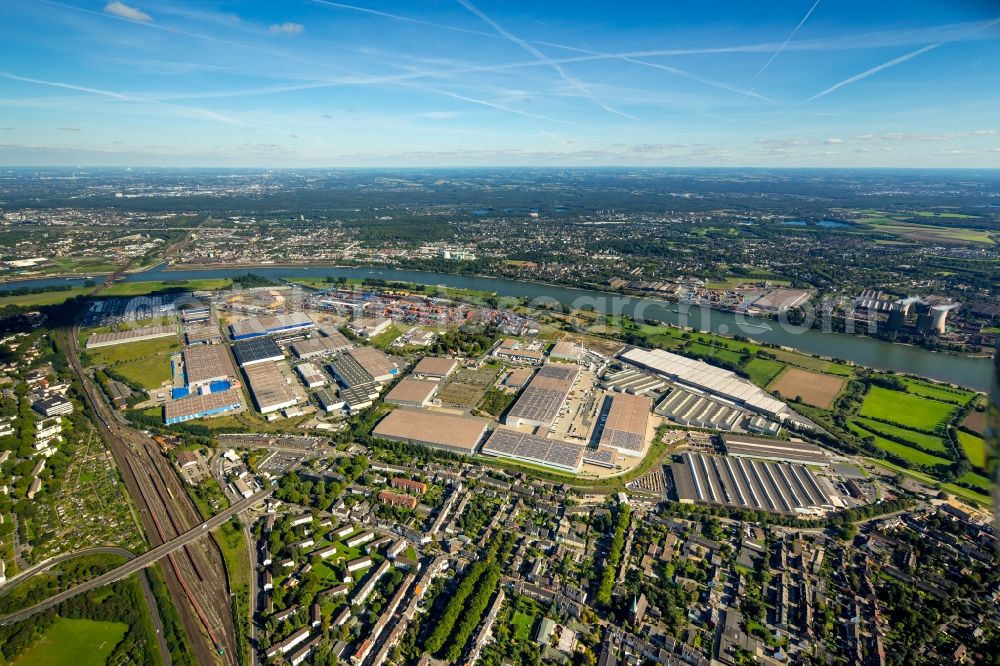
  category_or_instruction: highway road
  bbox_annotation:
[0,490,270,626]
[0,546,173,663]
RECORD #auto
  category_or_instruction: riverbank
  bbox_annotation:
[1,261,991,389]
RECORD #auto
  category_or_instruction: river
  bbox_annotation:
[7,264,993,391]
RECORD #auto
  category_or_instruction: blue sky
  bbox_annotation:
[0,0,998,167]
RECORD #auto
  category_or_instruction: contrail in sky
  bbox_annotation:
[802,43,942,102]
[455,0,639,120]
[755,0,823,79]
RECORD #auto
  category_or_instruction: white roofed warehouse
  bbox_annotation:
[620,347,788,420]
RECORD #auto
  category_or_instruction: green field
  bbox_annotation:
[11,617,127,666]
[101,278,233,296]
[859,216,994,245]
[853,417,949,453]
[901,378,975,405]
[112,355,173,389]
[858,387,956,433]
[743,357,785,386]
[511,611,535,640]
[956,471,992,492]
[0,287,91,308]
[848,421,952,469]
[84,335,180,366]
[958,431,986,469]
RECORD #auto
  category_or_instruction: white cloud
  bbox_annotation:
[104,2,152,22]
[268,22,304,36]
[825,138,844,144]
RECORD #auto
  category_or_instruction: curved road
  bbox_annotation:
[0,489,270,626]
[0,547,172,664]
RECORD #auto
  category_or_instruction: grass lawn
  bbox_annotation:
[11,617,127,666]
[853,417,949,453]
[943,480,991,506]
[102,278,233,296]
[848,421,952,469]
[956,471,992,492]
[113,354,173,389]
[743,358,784,386]
[46,256,118,275]
[957,431,986,469]
[0,287,91,308]
[84,335,180,366]
[859,386,956,433]
[511,611,535,640]
[901,378,975,405]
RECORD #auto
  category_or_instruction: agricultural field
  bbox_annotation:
[437,367,498,409]
[858,386,956,433]
[859,217,994,245]
[962,410,986,436]
[900,378,975,405]
[848,422,952,470]
[852,417,948,453]
[768,367,845,409]
[11,617,128,666]
[958,431,986,469]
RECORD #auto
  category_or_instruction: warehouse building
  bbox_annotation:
[327,347,399,388]
[620,348,788,420]
[342,384,379,413]
[722,434,830,467]
[602,368,667,395]
[243,362,298,414]
[164,388,243,424]
[481,428,584,473]
[371,409,488,455]
[184,322,222,345]
[229,312,315,340]
[582,447,618,469]
[411,356,459,380]
[384,378,438,408]
[493,338,545,364]
[504,367,534,389]
[183,344,237,388]
[596,392,651,457]
[233,336,284,368]
[348,317,392,339]
[295,362,326,389]
[656,387,782,437]
[327,353,373,388]
[503,363,580,429]
[657,387,744,430]
[348,347,398,382]
[549,340,584,362]
[671,452,836,516]
[289,330,352,359]
[316,387,345,412]
[86,324,176,349]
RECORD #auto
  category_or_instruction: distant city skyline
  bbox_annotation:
[1,0,998,167]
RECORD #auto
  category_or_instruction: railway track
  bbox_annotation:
[63,327,237,665]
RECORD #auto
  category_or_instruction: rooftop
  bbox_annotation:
[384,378,438,406]
[371,409,488,454]
[183,344,236,386]
[411,356,459,377]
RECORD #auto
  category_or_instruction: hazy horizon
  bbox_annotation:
[1,1,998,168]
